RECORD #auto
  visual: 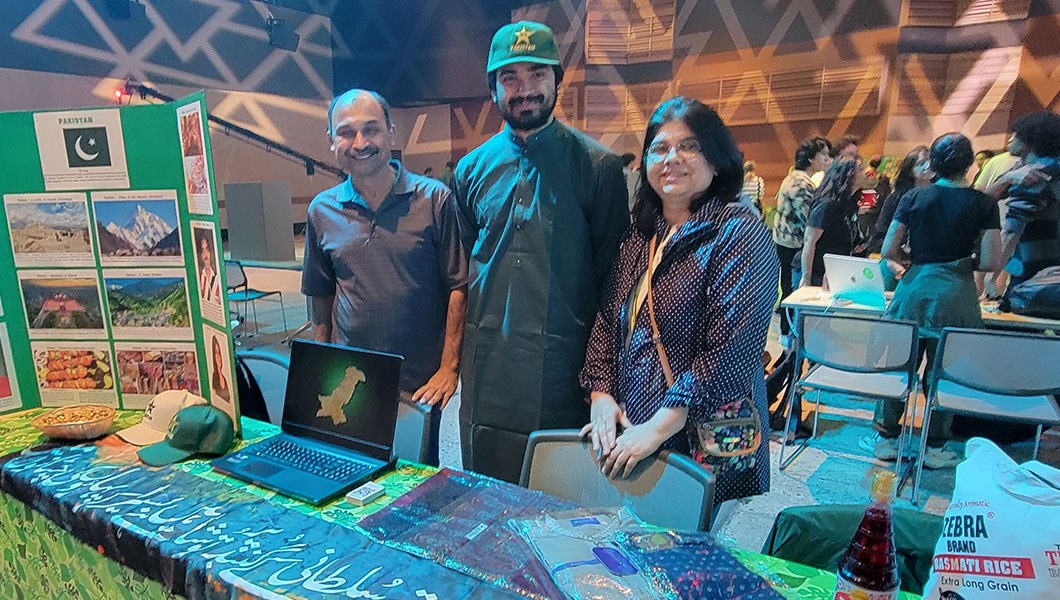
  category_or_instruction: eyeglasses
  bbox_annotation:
[647,139,702,161]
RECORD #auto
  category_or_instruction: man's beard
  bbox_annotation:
[500,94,555,131]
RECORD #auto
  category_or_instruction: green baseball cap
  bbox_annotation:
[487,21,561,73]
[138,405,234,467]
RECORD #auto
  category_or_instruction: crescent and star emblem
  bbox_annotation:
[74,135,100,161]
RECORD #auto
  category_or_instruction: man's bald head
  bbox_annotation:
[327,89,392,136]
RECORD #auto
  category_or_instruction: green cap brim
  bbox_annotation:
[138,441,195,467]
[487,55,561,74]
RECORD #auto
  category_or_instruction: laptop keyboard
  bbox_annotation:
[251,438,373,482]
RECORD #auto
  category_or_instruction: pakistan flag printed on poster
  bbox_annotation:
[33,109,130,191]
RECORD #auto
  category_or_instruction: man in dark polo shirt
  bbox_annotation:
[302,89,468,466]
[453,22,628,482]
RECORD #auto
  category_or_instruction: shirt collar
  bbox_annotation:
[336,160,413,210]
[506,117,562,149]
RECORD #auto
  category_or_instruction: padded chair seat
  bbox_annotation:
[801,364,911,400]
[935,380,1060,423]
[229,290,279,302]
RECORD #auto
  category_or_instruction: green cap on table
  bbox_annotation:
[138,404,234,467]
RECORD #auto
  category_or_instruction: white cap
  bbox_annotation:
[116,390,207,446]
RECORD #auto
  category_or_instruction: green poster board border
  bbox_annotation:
[0,91,241,434]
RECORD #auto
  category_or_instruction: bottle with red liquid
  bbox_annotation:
[833,471,901,600]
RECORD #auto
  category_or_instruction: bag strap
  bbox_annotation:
[646,234,675,388]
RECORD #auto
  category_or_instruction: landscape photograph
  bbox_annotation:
[105,276,190,329]
[93,199,181,259]
[20,277,105,331]
[6,200,92,256]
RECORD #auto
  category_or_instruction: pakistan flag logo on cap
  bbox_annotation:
[511,25,536,52]
[63,126,112,168]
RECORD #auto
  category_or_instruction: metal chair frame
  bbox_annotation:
[779,311,921,481]
[913,327,1060,503]
[225,260,288,338]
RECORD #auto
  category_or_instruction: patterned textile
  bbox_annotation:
[358,467,575,599]
[581,199,780,504]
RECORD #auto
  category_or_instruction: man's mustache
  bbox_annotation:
[346,146,380,159]
[510,94,546,108]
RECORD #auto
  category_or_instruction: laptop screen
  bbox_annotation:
[281,340,402,461]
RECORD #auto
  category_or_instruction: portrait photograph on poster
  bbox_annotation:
[202,325,238,430]
[92,191,183,265]
[115,343,199,408]
[18,270,106,339]
[103,268,193,339]
[4,193,95,267]
[190,220,225,325]
[32,341,118,407]
[176,102,213,215]
[0,324,22,412]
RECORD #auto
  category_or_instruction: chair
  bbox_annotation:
[394,395,431,464]
[779,311,920,471]
[519,429,716,532]
[912,327,1060,502]
[235,349,290,425]
[225,260,288,337]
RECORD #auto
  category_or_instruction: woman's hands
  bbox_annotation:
[579,392,623,459]
[599,414,667,478]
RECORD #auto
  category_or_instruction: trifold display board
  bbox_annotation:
[0,92,240,434]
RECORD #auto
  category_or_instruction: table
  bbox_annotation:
[0,409,919,599]
[783,286,1060,331]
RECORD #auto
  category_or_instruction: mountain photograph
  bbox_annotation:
[105,276,190,329]
[93,200,181,259]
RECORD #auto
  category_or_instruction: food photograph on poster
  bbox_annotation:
[115,343,199,407]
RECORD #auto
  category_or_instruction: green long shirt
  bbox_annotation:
[454,119,629,479]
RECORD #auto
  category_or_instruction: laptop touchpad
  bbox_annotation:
[244,460,284,478]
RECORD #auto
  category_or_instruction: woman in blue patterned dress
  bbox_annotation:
[579,97,780,505]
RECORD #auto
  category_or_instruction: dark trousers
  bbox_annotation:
[873,338,952,448]
[775,244,800,335]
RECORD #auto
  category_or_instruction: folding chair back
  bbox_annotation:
[935,328,1060,397]
[799,312,918,374]
[225,260,247,291]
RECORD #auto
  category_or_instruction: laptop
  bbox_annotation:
[823,254,887,308]
[212,339,401,505]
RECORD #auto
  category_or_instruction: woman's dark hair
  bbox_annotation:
[813,157,862,213]
[891,146,929,196]
[1010,111,1060,158]
[794,136,832,170]
[930,133,974,180]
[631,97,744,235]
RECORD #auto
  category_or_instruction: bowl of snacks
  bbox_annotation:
[31,405,116,440]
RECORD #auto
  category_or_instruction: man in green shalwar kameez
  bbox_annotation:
[453,21,629,482]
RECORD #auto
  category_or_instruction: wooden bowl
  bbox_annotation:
[31,405,116,440]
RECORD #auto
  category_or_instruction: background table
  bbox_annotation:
[783,286,1060,331]
[0,409,919,599]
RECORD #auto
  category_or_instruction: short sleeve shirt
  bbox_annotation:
[893,184,999,265]
[301,161,468,390]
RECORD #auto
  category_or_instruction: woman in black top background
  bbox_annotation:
[799,157,869,287]
[870,145,932,254]
[874,133,1001,469]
